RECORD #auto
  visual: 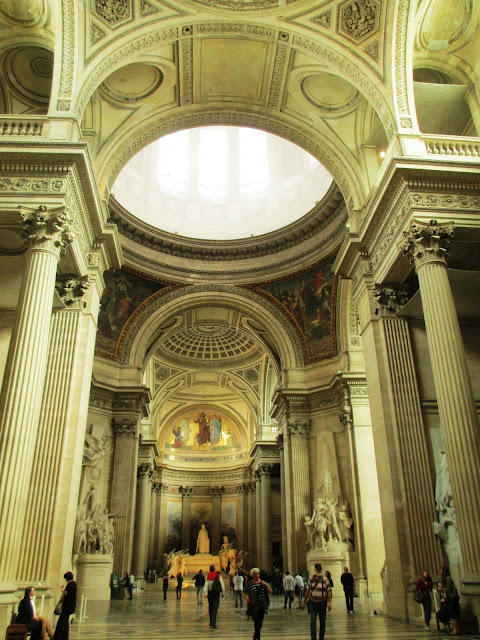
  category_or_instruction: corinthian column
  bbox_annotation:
[211,487,224,554]
[18,276,96,587]
[180,486,193,552]
[277,434,288,572]
[246,482,256,566]
[286,420,311,574]
[157,484,168,561]
[111,419,139,576]
[258,464,273,572]
[132,464,153,577]
[0,205,74,582]
[403,219,480,593]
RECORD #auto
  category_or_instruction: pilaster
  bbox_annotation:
[132,463,153,577]
[180,486,193,552]
[258,464,273,572]
[211,486,224,554]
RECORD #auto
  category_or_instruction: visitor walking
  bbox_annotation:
[162,575,169,600]
[294,572,305,608]
[176,572,183,599]
[233,570,244,608]
[416,569,433,631]
[204,564,225,628]
[283,571,295,609]
[244,568,272,640]
[302,563,332,640]
[128,573,134,600]
[194,569,206,604]
[340,566,354,613]
[53,572,77,640]
[441,566,460,635]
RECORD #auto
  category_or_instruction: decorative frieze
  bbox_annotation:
[0,177,65,192]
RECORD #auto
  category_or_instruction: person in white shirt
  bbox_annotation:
[233,571,244,608]
[283,571,295,609]
[294,573,305,608]
[129,573,134,599]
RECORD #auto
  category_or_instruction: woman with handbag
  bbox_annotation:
[53,572,77,640]
[17,586,54,640]
[415,570,433,631]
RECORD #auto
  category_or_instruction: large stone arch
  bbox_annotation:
[120,284,304,370]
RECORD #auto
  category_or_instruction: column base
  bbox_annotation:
[77,554,113,601]
[187,554,220,575]
[0,582,19,639]
[461,573,480,596]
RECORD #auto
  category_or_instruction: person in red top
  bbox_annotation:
[203,564,225,628]
[416,569,433,631]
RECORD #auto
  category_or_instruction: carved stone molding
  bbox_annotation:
[20,204,75,257]
[112,390,150,416]
[402,219,455,269]
[287,419,311,438]
[55,275,90,307]
[338,0,380,43]
[276,433,284,450]
[0,177,65,193]
[179,486,193,497]
[373,283,409,316]
[93,0,132,26]
[310,389,342,410]
[112,417,138,437]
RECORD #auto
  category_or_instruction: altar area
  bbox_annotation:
[185,553,220,575]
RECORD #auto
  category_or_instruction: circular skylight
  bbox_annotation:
[112,126,333,240]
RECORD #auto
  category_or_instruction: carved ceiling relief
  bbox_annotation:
[93,0,132,26]
[338,0,380,43]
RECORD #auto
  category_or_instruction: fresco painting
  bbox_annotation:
[96,268,164,354]
[221,499,237,544]
[259,257,336,360]
[166,411,240,452]
[165,500,182,552]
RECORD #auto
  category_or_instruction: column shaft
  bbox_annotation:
[111,422,139,576]
[255,478,262,567]
[157,486,168,561]
[181,489,192,552]
[211,492,222,554]
[0,248,59,580]
[278,442,288,571]
[247,485,255,566]
[259,468,272,571]
[288,424,311,574]
[132,466,152,576]
[417,261,480,584]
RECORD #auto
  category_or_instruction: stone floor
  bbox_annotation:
[68,585,479,640]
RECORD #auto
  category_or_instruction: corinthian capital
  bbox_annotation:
[257,463,273,478]
[20,204,75,257]
[287,419,311,438]
[138,463,153,478]
[55,275,90,307]
[373,284,409,316]
[402,219,454,268]
[112,418,138,438]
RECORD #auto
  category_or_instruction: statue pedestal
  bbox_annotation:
[185,554,220,576]
[76,554,113,601]
[307,542,347,588]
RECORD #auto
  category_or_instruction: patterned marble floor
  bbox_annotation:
[68,585,479,640]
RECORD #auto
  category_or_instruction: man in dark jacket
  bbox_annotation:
[340,567,354,613]
[194,569,206,604]
[203,564,225,628]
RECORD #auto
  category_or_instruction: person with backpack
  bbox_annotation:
[244,568,272,640]
[203,564,225,628]
[302,563,332,640]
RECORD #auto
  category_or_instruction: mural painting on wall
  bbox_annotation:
[166,500,182,552]
[96,268,165,356]
[256,256,337,361]
[166,411,241,452]
[221,500,237,546]
[190,502,213,553]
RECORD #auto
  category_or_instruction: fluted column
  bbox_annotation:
[157,484,168,561]
[148,483,160,568]
[180,486,193,552]
[286,420,311,574]
[18,276,97,586]
[255,474,262,567]
[0,205,74,582]
[277,434,288,572]
[211,487,224,554]
[403,219,480,593]
[236,484,245,550]
[259,464,273,572]
[374,285,443,577]
[111,419,139,576]
[132,464,153,577]
[247,482,256,566]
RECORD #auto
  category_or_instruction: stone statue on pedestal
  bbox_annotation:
[219,536,232,571]
[196,524,210,554]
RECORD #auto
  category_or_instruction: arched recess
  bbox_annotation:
[119,285,305,371]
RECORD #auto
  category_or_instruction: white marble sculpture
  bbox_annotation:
[196,523,210,554]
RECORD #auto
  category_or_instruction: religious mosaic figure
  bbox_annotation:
[195,412,210,445]
[196,524,210,554]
